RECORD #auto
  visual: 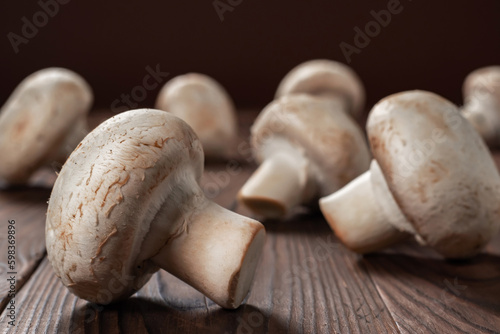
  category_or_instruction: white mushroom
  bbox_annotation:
[238,94,370,219]
[0,67,92,184]
[461,66,500,146]
[320,90,500,258]
[45,108,265,309]
[155,73,237,158]
[275,59,365,119]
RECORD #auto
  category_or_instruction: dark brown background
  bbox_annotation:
[1,1,499,111]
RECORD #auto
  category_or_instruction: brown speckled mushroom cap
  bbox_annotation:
[46,109,203,303]
[275,59,365,119]
[155,73,237,157]
[46,109,265,308]
[0,67,92,183]
[252,94,370,197]
[367,90,500,258]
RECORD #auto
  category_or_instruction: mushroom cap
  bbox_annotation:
[251,94,370,197]
[155,73,237,157]
[275,59,365,118]
[46,108,204,304]
[367,90,500,258]
[463,66,500,106]
[0,67,92,183]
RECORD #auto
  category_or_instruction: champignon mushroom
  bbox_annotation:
[320,90,500,258]
[461,66,500,147]
[0,67,92,184]
[238,94,371,219]
[275,59,365,119]
[155,73,237,158]
[45,108,265,309]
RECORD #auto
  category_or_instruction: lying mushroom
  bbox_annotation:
[275,59,365,119]
[155,73,238,158]
[238,94,370,219]
[45,108,265,309]
[0,67,92,184]
[461,66,500,146]
[320,90,500,258]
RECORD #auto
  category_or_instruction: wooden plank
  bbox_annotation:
[253,216,398,334]
[0,161,399,333]
[361,234,500,334]
[0,220,400,333]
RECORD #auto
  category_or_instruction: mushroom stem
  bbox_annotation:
[150,200,266,309]
[319,170,408,254]
[238,151,308,218]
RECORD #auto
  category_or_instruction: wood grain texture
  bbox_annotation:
[362,241,500,333]
[0,188,50,311]
[0,110,499,333]
[0,191,400,334]
[0,161,401,333]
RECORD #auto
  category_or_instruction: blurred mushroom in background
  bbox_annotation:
[461,66,500,147]
[0,67,92,185]
[155,73,238,159]
[238,60,370,219]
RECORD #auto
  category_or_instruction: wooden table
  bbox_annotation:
[0,110,499,334]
